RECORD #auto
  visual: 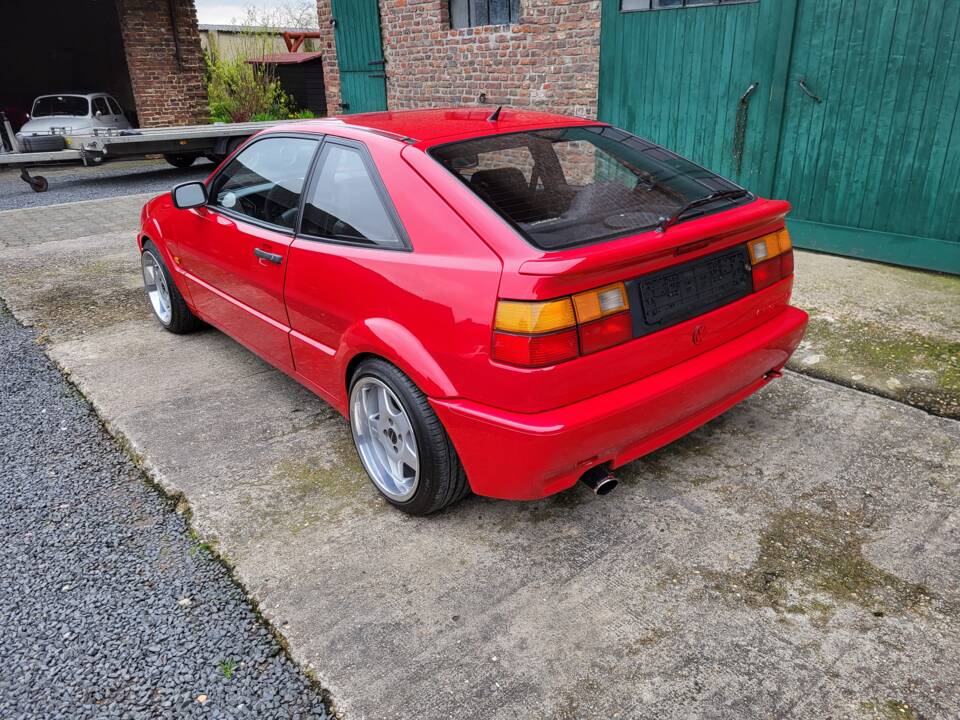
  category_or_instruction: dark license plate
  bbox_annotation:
[629,245,752,336]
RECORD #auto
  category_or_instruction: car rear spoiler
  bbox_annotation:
[517,198,791,277]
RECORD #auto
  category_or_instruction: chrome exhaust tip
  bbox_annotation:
[580,465,618,496]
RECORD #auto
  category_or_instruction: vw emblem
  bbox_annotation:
[692,324,706,345]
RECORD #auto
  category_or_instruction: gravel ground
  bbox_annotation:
[0,159,213,211]
[0,305,331,719]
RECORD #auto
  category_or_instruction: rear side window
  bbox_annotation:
[300,142,403,248]
[93,97,109,116]
[107,97,123,115]
[209,136,318,230]
[430,126,747,250]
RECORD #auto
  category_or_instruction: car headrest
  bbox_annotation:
[470,167,530,204]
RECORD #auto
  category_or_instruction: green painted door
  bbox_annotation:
[598,0,960,274]
[331,0,387,114]
[598,0,797,193]
[775,1,960,274]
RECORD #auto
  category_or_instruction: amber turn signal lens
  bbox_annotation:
[572,283,630,324]
[494,298,576,334]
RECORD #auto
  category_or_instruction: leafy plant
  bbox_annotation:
[203,4,320,124]
[218,658,239,679]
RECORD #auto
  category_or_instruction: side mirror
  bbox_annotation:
[172,181,207,209]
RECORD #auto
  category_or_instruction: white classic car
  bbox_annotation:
[17,93,131,140]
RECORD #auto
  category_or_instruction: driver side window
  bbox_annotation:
[209,137,318,230]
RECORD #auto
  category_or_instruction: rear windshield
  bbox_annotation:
[430,126,750,250]
[32,96,89,118]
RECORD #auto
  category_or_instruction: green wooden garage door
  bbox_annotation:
[599,0,960,275]
[331,0,387,114]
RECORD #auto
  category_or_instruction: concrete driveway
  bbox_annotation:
[0,195,958,720]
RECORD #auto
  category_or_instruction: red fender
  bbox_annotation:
[335,317,457,411]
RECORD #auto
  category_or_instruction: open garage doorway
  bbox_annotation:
[1,0,207,133]
[1,0,136,129]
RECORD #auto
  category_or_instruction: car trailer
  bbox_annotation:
[0,114,297,192]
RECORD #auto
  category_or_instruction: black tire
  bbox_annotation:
[349,359,471,515]
[20,134,66,153]
[164,152,199,168]
[29,176,48,193]
[140,241,203,334]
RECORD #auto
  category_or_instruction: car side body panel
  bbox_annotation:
[173,207,296,372]
[283,131,503,412]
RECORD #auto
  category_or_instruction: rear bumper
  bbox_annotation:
[431,305,808,500]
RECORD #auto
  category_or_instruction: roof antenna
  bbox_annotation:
[486,105,502,122]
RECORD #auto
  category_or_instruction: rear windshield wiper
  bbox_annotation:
[656,189,749,233]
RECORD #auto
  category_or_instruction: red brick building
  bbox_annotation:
[2,0,207,128]
[115,0,208,127]
[314,0,601,119]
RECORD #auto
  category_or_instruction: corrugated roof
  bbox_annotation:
[248,52,324,65]
[199,24,308,33]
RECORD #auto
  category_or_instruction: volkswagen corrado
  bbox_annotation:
[138,108,807,515]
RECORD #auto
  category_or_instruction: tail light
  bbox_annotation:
[493,283,632,367]
[492,229,793,368]
[748,229,794,291]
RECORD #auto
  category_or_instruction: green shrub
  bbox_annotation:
[206,54,284,123]
[205,55,317,123]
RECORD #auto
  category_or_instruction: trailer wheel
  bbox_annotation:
[164,153,199,169]
[29,176,48,193]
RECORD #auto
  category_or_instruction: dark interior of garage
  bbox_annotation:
[1,0,136,130]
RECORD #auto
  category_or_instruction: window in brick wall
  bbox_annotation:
[621,0,756,11]
[450,0,521,29]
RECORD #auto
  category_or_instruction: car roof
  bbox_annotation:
[34,93,109,100]
[281,107,601,146]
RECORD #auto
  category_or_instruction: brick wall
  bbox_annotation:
[315,0,600,118]
[116,0,208,127]
[315,1,342,115]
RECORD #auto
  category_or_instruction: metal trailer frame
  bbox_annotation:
[0,115,301,192]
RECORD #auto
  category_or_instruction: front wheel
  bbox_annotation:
[349,359,470,515]
[140,242,202,334]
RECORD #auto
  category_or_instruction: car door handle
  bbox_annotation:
[254,247,282,265]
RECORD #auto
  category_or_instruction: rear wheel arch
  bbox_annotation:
[339,319,458,402]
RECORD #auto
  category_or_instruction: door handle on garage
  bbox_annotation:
[798,78,823,104]
[732,81,759,174]
[254,248,282,264]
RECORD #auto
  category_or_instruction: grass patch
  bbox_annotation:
[218,658,239,680]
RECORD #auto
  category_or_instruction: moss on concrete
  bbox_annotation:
[708,507,935,620]
[267,434,382,528]
[860,698,920,720]
[790,312,960,419]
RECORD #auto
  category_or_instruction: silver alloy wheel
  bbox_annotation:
[350,377,420,502]
[141,250,172,325]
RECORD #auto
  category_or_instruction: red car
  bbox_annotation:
[138,108,807,515]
